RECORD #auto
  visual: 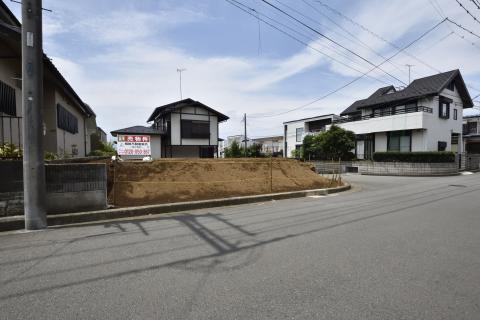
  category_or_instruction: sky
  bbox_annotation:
[5,0,480,139]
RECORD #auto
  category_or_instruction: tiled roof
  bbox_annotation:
[110,126,165,136]
[341,70,473,115]
[147,98,229,122]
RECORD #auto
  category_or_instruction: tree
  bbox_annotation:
[301,134,318,160]
[316,125,355,160]
[224,140,243,158]
[246,143,264,157]
[88,141,117,157]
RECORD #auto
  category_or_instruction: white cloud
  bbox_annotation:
[44,0,480,139]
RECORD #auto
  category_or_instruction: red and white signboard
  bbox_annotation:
[117,135,151,156]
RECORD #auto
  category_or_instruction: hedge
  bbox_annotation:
[372,151,456,163]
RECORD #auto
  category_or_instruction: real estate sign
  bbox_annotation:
[117,135,151,156]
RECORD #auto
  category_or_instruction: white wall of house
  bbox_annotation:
[284,121,306,158]
[336,86,465,154]
[420,88,464,153]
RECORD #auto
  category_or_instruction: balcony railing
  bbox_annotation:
[333,106,433,124]
[1,115,22,147]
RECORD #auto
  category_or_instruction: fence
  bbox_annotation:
[0,161,107,216]
[461,153,480,171]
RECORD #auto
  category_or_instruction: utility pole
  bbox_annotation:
[405,64,414,85]
[177,68,186,100]
[22,0,47,230]
[243,113,247,157]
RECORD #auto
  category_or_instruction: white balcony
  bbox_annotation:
[334,107,433,134]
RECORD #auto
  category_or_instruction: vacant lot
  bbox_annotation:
[112,158,338,207]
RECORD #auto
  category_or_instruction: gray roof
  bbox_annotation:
[110,126,165,136]
[341,70,474,115]
[147,98,229,122]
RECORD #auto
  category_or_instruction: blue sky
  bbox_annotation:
[5,0,480,138]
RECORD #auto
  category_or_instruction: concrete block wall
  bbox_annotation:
[0,161,107,216]
[359,162,458,176]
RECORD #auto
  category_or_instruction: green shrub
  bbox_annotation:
[88,141,116,157]
[0,143,22,158]
[372,151,456,163]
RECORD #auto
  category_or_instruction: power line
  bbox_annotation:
[454,0,480,24]
[278,0,408,77]
[249,18,447,118]
[315,0,442,73]
[225,0,392,85]
[447,17,480,39]
[471,0,480,9]
[260,0,407,85]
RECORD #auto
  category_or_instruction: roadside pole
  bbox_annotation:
[243,113,247,158]
[22,0,47,230]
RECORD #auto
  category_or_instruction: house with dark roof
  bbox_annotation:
[0,1,98,157]
[110,98,229,159]
[333,70,473,159]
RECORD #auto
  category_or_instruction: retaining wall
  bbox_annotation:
[358,162,458,176]
[312,160,459,176]
[0,161,107,216]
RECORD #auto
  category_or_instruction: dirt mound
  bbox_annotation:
[112,159,340,207]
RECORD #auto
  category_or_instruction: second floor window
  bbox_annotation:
[296,128,304,142]
[181,120,209,139]
[439,97,451,119]
[0,80,16,116]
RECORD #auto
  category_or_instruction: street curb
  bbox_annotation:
[0,184,350,232]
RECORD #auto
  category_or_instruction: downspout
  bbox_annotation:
[84,116,87,157]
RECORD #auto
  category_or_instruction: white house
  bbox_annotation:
[283,114,341,158]
[334,70,474,159]
[251,135,284,156]
[111,98,229,159]
[0,1,98,157]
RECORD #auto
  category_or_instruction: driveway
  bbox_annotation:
[1,173,479,319]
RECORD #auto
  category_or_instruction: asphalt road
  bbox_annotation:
[1,173,480,319]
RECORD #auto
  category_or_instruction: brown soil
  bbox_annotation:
[111,158,340,207]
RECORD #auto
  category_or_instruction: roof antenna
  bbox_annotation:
[405,64,414,84]
[176,68,186,100]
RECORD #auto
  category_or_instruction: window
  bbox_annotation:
[439,97,451,119]
[0,80,16,116]
[296,128,304,142]
[387,131,411,152]
[446,81,454,91]
[451,133,459,145]
[467,122,478,134]
[57,104,78,134]
[181,120,209,139]
[438,141,447,151]
[453,109,458,120]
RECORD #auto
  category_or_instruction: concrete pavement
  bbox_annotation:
[1,173,480,319]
